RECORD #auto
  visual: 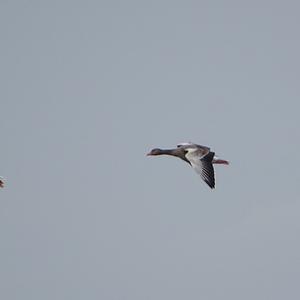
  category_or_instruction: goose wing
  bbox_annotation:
[185,150,215,189]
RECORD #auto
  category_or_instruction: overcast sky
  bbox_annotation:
[1,1,300,299]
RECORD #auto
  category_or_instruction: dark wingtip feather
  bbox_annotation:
[201,152,215,189]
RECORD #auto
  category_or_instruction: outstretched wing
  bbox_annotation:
[198,152,215,189]
[186,151,215,189]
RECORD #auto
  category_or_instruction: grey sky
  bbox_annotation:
[1,1,300,299]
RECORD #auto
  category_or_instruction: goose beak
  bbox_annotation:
[146,152,151,156]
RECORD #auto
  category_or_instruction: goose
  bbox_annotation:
[0,178,4,188]
[147,142,229,189]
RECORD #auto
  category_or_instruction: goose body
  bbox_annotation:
[147,142,229,189]
[0,178,4,188]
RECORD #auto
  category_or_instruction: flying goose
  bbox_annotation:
[147,142,229,189]
[0,178,4,188]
